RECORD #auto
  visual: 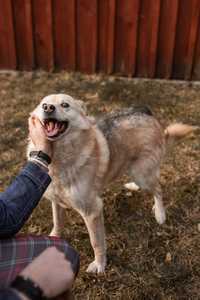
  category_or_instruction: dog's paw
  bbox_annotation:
[152,205,166,225]
[86,260,106,274]
[124,182,140,191]
[49,229,61,237]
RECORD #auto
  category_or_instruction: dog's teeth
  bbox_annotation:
[61,124,65,131]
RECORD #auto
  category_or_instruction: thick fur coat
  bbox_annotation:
[27,94,197,273]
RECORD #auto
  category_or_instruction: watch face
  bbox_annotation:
[38,151,51,164]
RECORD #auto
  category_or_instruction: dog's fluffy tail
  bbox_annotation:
[164,123,199,145]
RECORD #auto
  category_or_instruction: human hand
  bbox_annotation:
[20,247,75,298]
[28,115,52,157]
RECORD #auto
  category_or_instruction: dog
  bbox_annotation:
[27,94,198,273]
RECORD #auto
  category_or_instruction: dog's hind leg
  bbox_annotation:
[80,197,106,273]
[130,156,166,224]
[152,184,166,225]
[50,201,65,237]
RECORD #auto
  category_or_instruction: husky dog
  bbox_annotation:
[27,94,197,273]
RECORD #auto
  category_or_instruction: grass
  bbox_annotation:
[0,71,199,299]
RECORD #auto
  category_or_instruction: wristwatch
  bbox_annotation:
[11,275,47,300]
[29,151,51,165]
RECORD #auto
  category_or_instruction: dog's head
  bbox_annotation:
[32,94,90,141]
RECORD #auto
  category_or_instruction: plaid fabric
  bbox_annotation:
[0,235,79,288]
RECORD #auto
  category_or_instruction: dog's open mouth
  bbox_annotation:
[43,119,69,138]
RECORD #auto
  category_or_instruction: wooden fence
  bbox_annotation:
[0,0,200,80]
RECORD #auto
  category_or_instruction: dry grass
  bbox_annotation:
[0,71,199,300]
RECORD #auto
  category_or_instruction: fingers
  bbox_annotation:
[28,116,43,129]
[34,118,43,129]
[28,116,44,146]
[28,115,36,128]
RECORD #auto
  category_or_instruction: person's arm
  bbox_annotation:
[0,162,51,238]
[0,116,52,238]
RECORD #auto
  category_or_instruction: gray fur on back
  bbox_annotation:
[97,106,153,138]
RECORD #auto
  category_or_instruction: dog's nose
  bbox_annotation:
[42,103,55,114]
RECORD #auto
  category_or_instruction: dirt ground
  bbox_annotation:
[0,71,199,300]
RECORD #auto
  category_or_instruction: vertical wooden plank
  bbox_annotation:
[192,18,200,80]
[185,0,200,79]
[52,0,75,70]
[12,0,34,70]
[76,0,97,73]
[173,0,200,79]
[136,0,160,78]
[156,0,179,79]
[114,0,140,76]
[98,0,115,74]
[32,0,54,70]
[0,0,16,69]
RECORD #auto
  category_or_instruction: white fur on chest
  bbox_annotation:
[45,134,99,212]
[27,125,110,214]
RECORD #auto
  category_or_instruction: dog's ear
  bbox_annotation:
[75,99,87,114]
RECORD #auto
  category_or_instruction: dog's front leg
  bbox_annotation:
[50,201,65,237]
[82,204,106,273]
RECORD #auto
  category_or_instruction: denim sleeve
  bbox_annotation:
[0,288,21,300]
[0,162,51,238]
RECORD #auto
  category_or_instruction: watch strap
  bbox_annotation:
[11,275,47,300]
[29,151,51,165]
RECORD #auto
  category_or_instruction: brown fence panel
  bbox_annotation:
[76,0,97,73]
[32,0,54,70]
[12,0,34,70]
[173,0,200,80]
[156,0,179,79]
[184,0,200,80]
[0,0,200,80]
[114,0,140,76]
[192,19,200,80]
[52,0,76,70]
[98,0,115,74]
[0,0,16,69]
[136,0,161,78]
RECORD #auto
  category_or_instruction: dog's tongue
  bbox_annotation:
[46,121,60,137]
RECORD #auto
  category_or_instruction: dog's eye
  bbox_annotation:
[61,102,70,108]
